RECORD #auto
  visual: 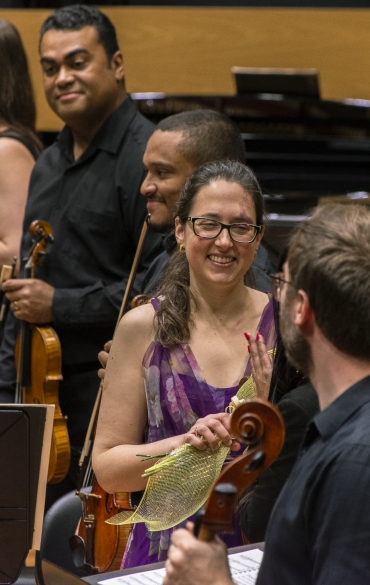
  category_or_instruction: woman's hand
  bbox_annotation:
[246,332,273,401]
[98,339,113,380]
[185,413,240,452]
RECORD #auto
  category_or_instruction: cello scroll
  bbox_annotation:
[195,398,285,542]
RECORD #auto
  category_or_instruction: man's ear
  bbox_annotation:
[293,289,313,329]
[175,217,185,245]
[111,50,124,81]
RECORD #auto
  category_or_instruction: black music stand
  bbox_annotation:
[232,66,320,98]
[0,404,53,585]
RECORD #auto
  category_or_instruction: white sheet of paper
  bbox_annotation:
[98,548,264,585]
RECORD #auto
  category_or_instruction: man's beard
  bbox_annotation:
[280,299,312,377]
[147,215,173,234]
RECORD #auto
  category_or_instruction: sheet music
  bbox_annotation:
[98,548,263,585]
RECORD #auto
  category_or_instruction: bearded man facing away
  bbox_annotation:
[164,203,370,585]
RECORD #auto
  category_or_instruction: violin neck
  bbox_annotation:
[15,320,32,403]
[15,260,32,403]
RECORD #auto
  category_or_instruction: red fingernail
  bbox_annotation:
[256,332,261,341]
[244,332,250,341]
[248,345,250,353]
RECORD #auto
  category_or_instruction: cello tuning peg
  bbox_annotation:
[244,450,266,472]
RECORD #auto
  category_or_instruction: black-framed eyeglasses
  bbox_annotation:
[187,217,261,244]
[271,272,296,301]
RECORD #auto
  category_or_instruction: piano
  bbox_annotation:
[131,90,370,259]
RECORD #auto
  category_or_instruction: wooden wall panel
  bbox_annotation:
[0,7,369,130]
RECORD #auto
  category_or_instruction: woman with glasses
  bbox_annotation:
[93,160,276,568]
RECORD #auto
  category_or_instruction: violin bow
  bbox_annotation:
[78,216,149,472]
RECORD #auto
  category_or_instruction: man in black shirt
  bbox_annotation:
[0,5,161,488]
[163,203,370,585]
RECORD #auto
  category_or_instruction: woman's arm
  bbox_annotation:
[93,303,239,493]
[0,138,35,272]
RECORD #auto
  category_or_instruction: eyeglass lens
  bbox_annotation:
[192,218,257,243]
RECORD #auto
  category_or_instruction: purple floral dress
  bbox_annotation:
[122,296,275,569]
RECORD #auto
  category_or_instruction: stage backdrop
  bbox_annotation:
[1,7,370,130]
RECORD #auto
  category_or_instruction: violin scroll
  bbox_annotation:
[28,220,54,273]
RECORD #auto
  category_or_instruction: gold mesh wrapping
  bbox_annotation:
[107,442,229,530]
[107,374,256,530]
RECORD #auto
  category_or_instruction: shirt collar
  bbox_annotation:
[304,375,370,447]
[56,96,136,159]
[91,97,136,154]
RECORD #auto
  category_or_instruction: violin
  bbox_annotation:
[70,383,136,573]
[194,398,285,542]
[70,218,149,573]
[14,220,70,484]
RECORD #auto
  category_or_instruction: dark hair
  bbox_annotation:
[0,19,42,157]
[39,5,119,62]
[288,203,370,360]
[157,110,245,168]
[155,160,265,348]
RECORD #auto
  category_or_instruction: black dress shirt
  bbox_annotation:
[0,97,162,373]
[257,375,370,585]
[241,382,319,543]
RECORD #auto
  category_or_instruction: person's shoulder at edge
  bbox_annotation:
[0,136,36,165]
[142,249,170,295]
[279,382,319,417]
[122,96,155,146]
[0,133,37,161]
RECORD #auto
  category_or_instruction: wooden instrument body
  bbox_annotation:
[72,482,135,573]
[15,324,70,484]
[15,220,70,484]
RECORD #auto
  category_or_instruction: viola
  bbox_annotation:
[14,220,70,484]
[194,398,285,541]
[70,218,149,573]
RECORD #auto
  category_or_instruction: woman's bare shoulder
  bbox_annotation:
[246,287,270,307]
[0,136,34,164]
[115,301,156,345]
